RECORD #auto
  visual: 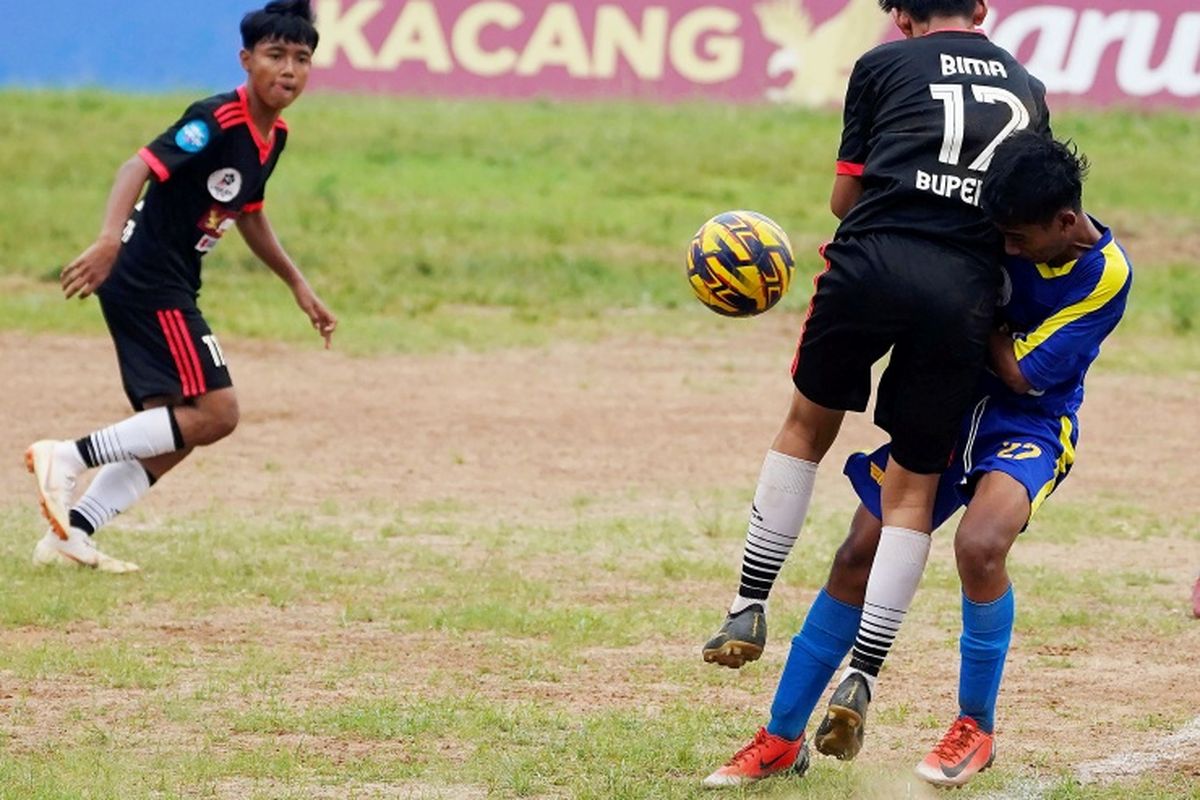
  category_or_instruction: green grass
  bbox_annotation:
[0,492,1196,799]
[1,91,1197,799]
[1,91,1197,362]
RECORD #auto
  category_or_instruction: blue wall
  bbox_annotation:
[1,1,253,91]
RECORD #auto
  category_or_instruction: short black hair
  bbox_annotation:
[980,131,1090,227]
[877,0,977,22]
[241,0,319,52]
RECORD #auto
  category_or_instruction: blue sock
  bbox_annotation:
[767,589,862,740]
[958,586,1015,734]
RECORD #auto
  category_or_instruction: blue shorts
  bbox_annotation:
[844,395,1079,531]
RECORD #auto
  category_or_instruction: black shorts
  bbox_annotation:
[792,234,998,474]
[99,296,233,411]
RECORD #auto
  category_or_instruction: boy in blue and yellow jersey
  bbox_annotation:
[704,132,1131,789]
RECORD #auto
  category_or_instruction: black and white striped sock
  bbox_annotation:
[730,450,817,614]
[843,526,932,694]
[68,461,155,536]
[75,407,184,468]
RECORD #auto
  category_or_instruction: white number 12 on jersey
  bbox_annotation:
[930,83,1032,172]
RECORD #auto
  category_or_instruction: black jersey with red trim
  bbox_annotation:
[99,86,288,307]
[834,30,1050,260]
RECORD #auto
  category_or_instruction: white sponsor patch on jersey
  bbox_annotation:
[207,168,243,202]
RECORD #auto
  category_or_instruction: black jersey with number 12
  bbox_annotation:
[100,86,288,307]
[834,30,1050,260]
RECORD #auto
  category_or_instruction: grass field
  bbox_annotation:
[1,92,1198,361]
[0,92,1198,799]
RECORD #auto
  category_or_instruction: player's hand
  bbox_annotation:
[294,286,337,349]
[61,236,120,299]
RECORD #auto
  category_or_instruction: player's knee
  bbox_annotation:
[196,391,239,443]
[829,528,877,596]
[212,399,239,440]
[776,393,842,462]
[954,530,1008,585]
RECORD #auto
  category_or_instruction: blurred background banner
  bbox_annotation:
[3,0,1197,108]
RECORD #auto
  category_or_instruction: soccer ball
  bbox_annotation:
[686,210,794,317]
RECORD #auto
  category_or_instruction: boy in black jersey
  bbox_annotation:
[25,1,335,572]
[702,0,1049,784]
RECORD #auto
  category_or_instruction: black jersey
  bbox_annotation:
[834,30,1050,259]
[100,86,288,307]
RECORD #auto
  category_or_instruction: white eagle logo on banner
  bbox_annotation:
[755,0,890,106]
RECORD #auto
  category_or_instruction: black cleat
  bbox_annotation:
[814,672,871,760]
[702,604,766,668]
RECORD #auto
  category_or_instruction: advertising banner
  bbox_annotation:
[2,1,1197,108]
[309,0,1200,108]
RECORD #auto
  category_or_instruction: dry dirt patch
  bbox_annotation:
[3,322,1194,522]
[1,325,1197,788]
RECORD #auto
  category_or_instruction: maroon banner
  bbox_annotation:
[310,0,1200,108]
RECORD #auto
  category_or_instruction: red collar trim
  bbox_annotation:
[237,85,277,164]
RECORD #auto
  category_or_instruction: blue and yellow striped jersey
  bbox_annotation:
[991,217,1132,416]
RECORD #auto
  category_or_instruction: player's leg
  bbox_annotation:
[45,390,232,572]
[766,505,879,736]
[815,483,934,760]
[916,409,1070,787]
[65,395,198,540]
[834,461,938,689]
[704,504,880,788]
[703,241,891,668]
[29,301,234,567]
[914,471,1026,787]
[25,405,185,538]
[702,391,843,667]
[816,237,994,759]
[825,504,884,607]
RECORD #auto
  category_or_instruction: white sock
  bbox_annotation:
[70,461,153,536]
[76,407,180,467]
[54,440,87,472]
[842,526,932,695]
[730,450,818,614]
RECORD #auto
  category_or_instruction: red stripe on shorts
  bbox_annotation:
[792,243,834,376]
[157,310,197,396]
[171,309,208,395]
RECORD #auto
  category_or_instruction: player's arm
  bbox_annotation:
[831,175,864,220]
[830,56,878,220]
[830,58,875,220]
[996,255,1131,393]
[61,155,152,299]
[236,210,338,348]
[988,328,1033,394]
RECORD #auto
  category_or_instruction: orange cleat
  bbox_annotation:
[914,716,995,787]
[702,727,809,788]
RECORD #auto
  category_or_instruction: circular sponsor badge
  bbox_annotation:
[175,120,210,153]
[207,168,243,203]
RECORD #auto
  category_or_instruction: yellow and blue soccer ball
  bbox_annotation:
[686,210,795,317]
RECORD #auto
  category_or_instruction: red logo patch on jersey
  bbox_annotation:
[195,205,240,253]
[197,205,238,237]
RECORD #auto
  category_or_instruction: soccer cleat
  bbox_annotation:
[25,440,82,539]
[1192,575,1200,619]
[32,528,140,574]
[914,716,995,787]
[814,672,871,760]
[702,604,766,668]
[702,727,810,788]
